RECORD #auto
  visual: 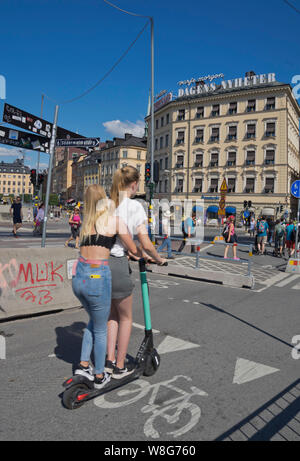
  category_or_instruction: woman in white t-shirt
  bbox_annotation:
[105,166,166,379]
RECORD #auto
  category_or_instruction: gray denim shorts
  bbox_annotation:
[109,255,135,299]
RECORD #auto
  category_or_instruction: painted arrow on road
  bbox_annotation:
[233,358,280,385]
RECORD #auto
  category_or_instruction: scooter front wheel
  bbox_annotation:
[63,383,90,410]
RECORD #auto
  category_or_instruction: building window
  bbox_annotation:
[165,134,169,147]
[166,113,170,124]
[176,155,184,168]
[176,131,185,145]
[265,122,276,138]
[210,127,219,142]
[195,128,204,143]
[211,104,220,117]
[210,153,219,167]
[246,150,255,166]
[196,106,204,119]
[177,109,185,121]
[265,177,275,193]
[160,136,163,149]
[227,151,236,167]
[176,178,184,193]
[228,125,237,141]
[155,119,159,129]
[123,150,128,158]
[228,102,237,115]
[161,116,164,127]
[159,159,163,170]
[246,124,256,139]
[155,139,158,151]
[209,178,218,193]
[193,178,202,193]
[247,99,256,112]
[245,178,255,193]
[164,179,168,193]
[194,153,203,167]
[159,181,162,193]
[137,151,141,160]
[265,149,275,165]
[266,97,275,110]
[228,178,236,193]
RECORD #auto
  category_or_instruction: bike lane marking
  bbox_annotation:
[233,358,280,385]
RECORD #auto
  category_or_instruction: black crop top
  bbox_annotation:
[80,234,116,250]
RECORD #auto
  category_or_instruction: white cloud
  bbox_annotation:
[103,119,145,138]
[0,146,20,157]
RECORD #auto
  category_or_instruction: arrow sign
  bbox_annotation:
[55,137,100,148]
[291,180,300,199]
[3,103,84,140]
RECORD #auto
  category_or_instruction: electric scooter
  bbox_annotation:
[62,258,166,410]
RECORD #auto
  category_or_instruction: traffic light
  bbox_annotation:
[280,205,283,212]
[244,200,247,208]
[153,160,159,184]
[248,201,252,208]
[38,173,44,187]
[30,169,36,185]
[145,162,151,184]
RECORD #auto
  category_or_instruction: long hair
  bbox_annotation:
[110,166,140,208]
[80,185,110,241]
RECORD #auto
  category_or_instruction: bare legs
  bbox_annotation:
[106,295,133,369]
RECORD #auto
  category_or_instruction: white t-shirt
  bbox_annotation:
[110,197,148,257]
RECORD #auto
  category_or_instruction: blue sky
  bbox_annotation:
[0,0,299,169]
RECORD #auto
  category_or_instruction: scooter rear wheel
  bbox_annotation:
[63,383,90,410]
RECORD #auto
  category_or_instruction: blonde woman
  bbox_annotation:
[106,166,167,379]
[71,185,138,389]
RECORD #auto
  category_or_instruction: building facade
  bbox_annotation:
[0,159,33,197]
[146,72,300,219]
[52,147,86,201]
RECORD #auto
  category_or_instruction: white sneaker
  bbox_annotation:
[74,363,94,381]
[94,372,111,389]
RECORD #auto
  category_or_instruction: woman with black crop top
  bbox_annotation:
[71,185,138,390]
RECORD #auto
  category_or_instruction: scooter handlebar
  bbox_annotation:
[138,258,168,271]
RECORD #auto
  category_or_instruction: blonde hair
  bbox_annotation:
[110,166,140,208]
[80,185,110,241]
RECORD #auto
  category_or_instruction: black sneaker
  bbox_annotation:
[112,364,135,380]
[104,359,116,374]
[74,363,94,381]
[94,372,111,389]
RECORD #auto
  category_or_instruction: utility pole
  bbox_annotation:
[148,17,155,243]
[36,93,44,200]
[41,105,59,248]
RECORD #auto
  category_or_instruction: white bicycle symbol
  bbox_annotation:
[94,375,208,439]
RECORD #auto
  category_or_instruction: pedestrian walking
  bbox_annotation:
[274,219,285,257]
[157,209,174,259]
[223,215,239,260]
[10,196,23,238]
[65,206,82,249]
[105,166,167,379]
[34,202,45,235]
[285,220,297,259]
[249,217,255,237]
[267,218,275,246]
[71,184,139,389]
[256,216,269,255]
[178,212,197,253]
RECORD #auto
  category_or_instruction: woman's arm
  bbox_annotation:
[137,223,167,265]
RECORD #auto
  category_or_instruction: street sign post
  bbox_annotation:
[291,181,300,261]
[0,125,51,152]
[55,138,100,148]
[218,179,227,220]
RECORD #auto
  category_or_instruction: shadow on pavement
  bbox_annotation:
[215,379,300,441]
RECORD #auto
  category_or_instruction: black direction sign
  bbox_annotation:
[0,125,51,152]
[56,137,100,148]
[2,103,85,140]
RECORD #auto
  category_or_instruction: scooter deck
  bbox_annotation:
[63,369,141,403]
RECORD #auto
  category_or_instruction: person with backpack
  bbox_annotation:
[223,215,239,260]
[274,219,285,257]
[285,220,297,259]
[178,212,197,253]
[256,216,269,255]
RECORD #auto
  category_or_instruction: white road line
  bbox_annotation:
[275,274,300,287]
[291,282,300,290]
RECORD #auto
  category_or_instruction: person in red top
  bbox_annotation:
[65,207,81,249]
[223,215,239,260]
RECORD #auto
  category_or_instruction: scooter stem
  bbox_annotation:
[139,258,152,331]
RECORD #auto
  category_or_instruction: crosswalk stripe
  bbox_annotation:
[275,274,300,287]
[291,282,300,290]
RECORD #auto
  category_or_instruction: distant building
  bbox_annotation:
[0,159,33,197]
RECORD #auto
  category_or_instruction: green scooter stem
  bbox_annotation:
[139,258,152,331]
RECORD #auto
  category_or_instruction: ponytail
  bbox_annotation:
[111,166,140,208]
